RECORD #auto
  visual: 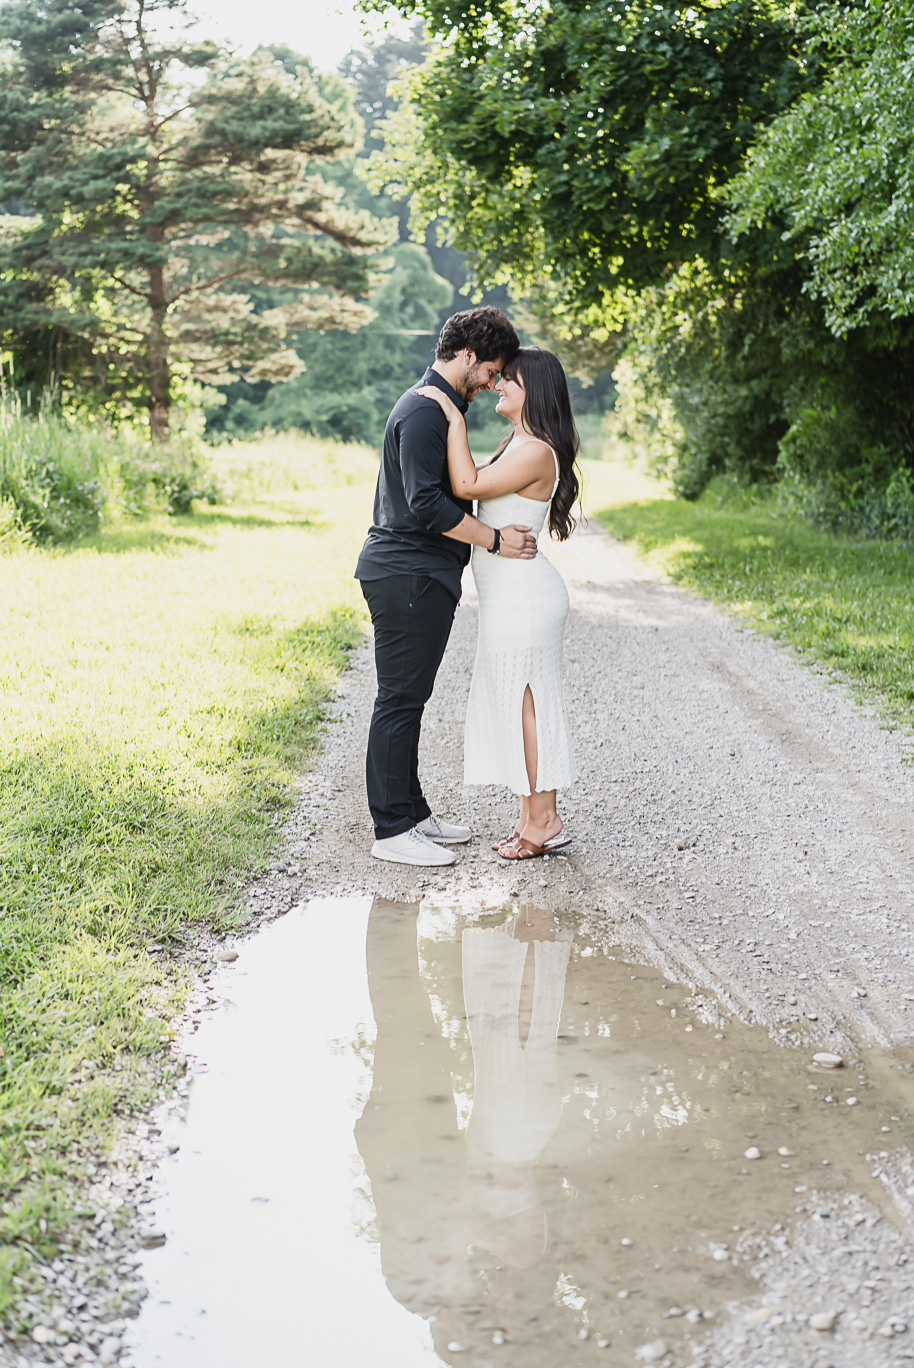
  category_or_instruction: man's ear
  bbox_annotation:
[463,348,476,367]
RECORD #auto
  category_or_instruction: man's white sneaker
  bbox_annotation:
[417,814,472,845]
[371,826,458,866]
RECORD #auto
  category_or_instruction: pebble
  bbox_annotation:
[31,1327,56,1345]
[618,1289,630,1298]
[712,1248,730,1262]
[777,1146,795,1156]
[809,1312,838,1332]
[813,1052,843,1068]
[98,1337,122,1364]
[854,986,867,997]
[139,1229,167,1249]
[685,1309,704,1324]
[447,1343,466,1353]
[635,1338,669,1362]
[663,1307,684,1318]
[578,1327,590,1339]
[847,1096,859,1106]
[744,1146,761,1160]
[597,1338,610,1349]
[620,1237,634,1246]
[217,950,239,963]
[492,1331,506,1345]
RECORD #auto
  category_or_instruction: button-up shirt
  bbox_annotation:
[355,368,473,600]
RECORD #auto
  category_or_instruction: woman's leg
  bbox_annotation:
[518,686,562,846]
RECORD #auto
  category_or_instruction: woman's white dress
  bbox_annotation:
[463,436,577,796]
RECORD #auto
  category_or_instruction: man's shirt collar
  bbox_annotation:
[421,367,469,415]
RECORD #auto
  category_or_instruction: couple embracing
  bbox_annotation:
[355,307,581,868]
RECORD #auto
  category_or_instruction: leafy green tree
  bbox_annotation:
[726,2,914,335]
[369,0,818,321]
[0,0,388,439]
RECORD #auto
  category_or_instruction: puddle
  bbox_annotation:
[127,899,914,1367]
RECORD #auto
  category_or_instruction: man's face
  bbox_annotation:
[455,351,505,403]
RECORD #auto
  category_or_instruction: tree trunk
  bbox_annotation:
[148,262,170,443]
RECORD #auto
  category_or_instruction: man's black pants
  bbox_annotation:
[360,574,459,840]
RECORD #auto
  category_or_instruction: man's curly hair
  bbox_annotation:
[435,307,519,364]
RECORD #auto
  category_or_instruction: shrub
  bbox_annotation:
[0,399,221,542]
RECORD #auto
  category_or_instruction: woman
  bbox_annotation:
[416,346,580,859]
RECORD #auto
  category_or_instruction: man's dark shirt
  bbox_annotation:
[355,369,472,600]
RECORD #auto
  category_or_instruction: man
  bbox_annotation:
[356,306,536,867]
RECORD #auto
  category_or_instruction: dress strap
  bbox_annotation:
[549,447,560,499]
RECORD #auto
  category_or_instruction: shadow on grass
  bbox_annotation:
[76,525,210,554]
[0,605,363,1287]
[183,507,316,531]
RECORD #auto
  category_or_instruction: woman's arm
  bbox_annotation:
[415,386,554,499]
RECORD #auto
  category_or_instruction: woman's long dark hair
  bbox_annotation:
[493,346,582,541]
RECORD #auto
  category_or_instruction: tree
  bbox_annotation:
[208,241,454,443]
[725,2,914,335]
[0,0,389,439]
[369,0,819,323]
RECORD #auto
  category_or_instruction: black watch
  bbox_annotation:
[487,528,501,555]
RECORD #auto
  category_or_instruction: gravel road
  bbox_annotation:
[6,520,914,1368]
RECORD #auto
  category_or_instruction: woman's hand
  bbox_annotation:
[415,384,462,424]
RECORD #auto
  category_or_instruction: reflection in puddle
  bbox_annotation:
[128,898,914,1368]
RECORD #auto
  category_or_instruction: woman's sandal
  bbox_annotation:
[497,832,573,861]
[492,833,522,851]
[494,830,573,858]
[498,836,546,860]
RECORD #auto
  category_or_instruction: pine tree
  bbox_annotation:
[0,0,387,439]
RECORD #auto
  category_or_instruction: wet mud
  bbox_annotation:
[127,896,914,1368]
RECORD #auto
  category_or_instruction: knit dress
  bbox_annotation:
[463,436,577,796]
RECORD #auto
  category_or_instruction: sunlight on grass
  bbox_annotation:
[587,456,914,733]
[0,433,377,1320]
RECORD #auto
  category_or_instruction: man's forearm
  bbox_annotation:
[441,513,496,550]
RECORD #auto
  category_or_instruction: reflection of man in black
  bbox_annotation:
[354,898,571,1358]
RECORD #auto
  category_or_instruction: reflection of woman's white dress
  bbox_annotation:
[463,436,577,795]
[462,921,572,1187]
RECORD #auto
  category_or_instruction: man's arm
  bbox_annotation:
[399,404,467,534]
[443,514,537,559]
[401,403,536,558]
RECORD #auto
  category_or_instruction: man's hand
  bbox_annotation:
[498,524,537,559]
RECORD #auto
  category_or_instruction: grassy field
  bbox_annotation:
[0,434,376,1322]
[583,454,914,738]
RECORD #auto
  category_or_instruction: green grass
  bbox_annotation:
[583,456,914,736]
[0,433,376,1325]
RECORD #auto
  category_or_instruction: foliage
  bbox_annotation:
[0,392,220,543]
[368,0,818,313]
[209,241,453,444]
[613,264,914,529]
[726,2,914,334]
[0,1,389,439]
[0,432,374,1325]
[586,457,914,735]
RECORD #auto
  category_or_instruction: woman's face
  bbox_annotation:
[495,370,525,422]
